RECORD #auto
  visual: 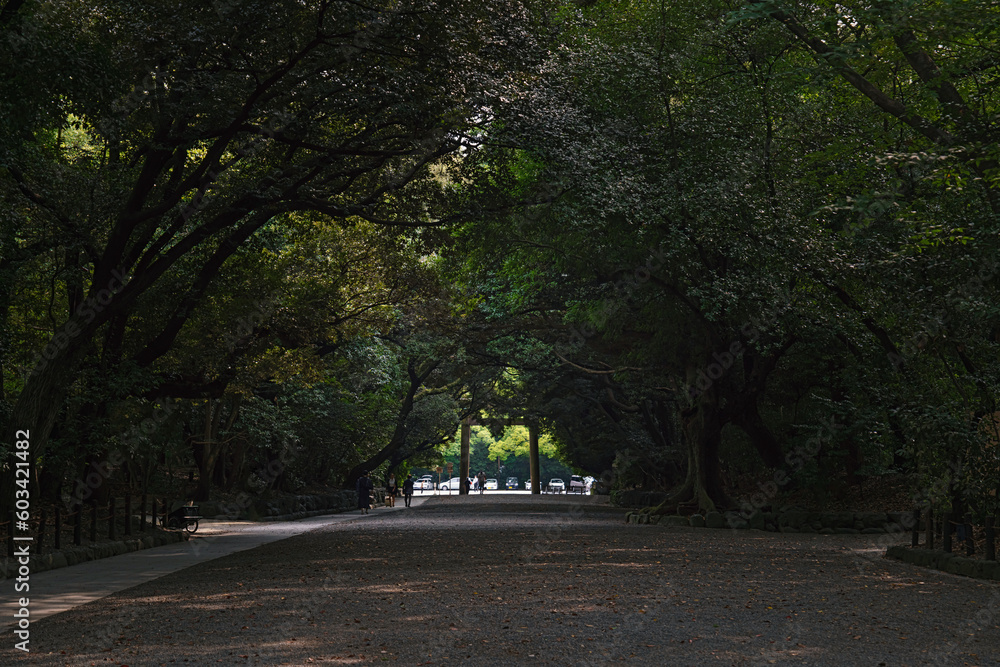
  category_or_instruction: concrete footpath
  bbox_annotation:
[1,495,429,629]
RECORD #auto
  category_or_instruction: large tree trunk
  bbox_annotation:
[193,398,224,502]
[210,396,241,489]
[661,366,733,514]
[1,325,94,513]
[732,398,783,468]
[223,436,248,492]
[680,402,731,513]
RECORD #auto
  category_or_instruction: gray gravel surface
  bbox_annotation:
[16,495,1000,666]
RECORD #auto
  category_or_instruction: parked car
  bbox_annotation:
[547,478,565,493]
[413,477,434,491]
[437,477,463,491]
[485,478,498,490]
[568,475,586,493]
[505,476,519,490]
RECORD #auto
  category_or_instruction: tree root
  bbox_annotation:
[635,478,734,516]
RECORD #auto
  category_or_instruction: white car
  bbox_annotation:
[413,477,434,490]
[437,477,465,491]
[547,478,565,493]
[485,478,498,490]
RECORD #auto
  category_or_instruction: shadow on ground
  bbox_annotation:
[18,495,1000,666]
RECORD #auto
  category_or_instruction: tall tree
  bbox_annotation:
[1,0,546,506]
[454,0,1000,511]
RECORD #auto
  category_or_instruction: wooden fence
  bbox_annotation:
[909,507,997,560]
[1,495,184,558]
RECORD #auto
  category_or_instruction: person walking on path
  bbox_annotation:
[356,470,374,514]
[477,471,487,494]
[386,473,398,508]
[402,475,415,507]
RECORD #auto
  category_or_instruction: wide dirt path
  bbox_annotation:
[19,495,1000,666]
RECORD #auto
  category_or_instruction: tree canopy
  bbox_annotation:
[2,0,998,517]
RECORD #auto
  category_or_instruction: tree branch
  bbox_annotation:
[764,5,956,146]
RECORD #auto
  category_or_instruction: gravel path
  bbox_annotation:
[18,495,1000,666]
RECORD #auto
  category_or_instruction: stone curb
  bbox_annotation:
[885,545,1000,581]
[0,530,188,580]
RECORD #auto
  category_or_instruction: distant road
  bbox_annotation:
[414,488,589,495]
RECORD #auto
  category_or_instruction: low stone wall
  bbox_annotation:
[0,530,187,579]
[886,545,1000,581]
[626,508,914,534]
[198,491,358,521]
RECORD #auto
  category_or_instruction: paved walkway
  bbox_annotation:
[11,495,1000,665]
[0,496,428,629]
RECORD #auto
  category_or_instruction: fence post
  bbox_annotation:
[37,509,47,554]
[7,511,14,559]
[140,493,147,531]
[943,511,952,553]
[964,513,974,556]
[986,515,995,562]
[125,495,132,537]
[925,507,933,550]
[108,497,116,541]
[89,501,98,543]
[911,507,920,547]
[54,506,62,550]
[73,504,82,546]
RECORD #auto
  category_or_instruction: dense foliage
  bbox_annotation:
[2,0,998,516]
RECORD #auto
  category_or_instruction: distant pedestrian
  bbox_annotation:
[356,470,373,514]
[477,471,487,494]
[403,475,414,507]
[386,473,397,508]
